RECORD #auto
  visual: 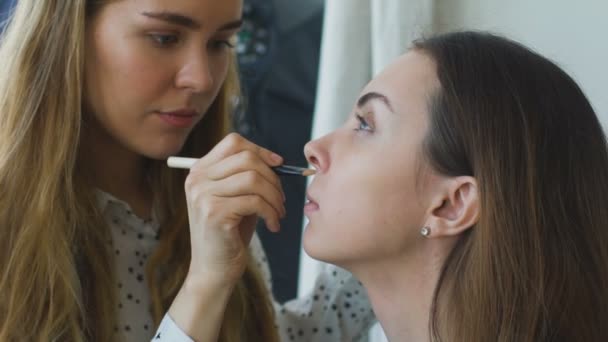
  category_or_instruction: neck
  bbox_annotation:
[80,119,152,219]
[349,243,450,342]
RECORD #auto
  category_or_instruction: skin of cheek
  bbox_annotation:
[304,52,441,268]
[85,26,223,159]
[304,150,426,266]
[114,56,195,156]
[85,21,182,157]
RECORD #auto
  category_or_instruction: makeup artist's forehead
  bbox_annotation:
[119,0,242,24]
[362,51,439,116]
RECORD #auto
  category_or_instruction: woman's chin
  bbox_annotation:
[302,226,342,265]
[143,151,179,161]
[140,143,187,161]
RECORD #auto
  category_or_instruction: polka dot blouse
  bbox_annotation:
[96,190,376,341]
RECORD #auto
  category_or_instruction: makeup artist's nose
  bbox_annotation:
[175,51,214,93]
[304,137,329,173]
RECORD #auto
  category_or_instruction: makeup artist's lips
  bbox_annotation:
[157,109,199,128]
[304,192,319,215]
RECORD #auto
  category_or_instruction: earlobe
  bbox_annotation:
[425,176,479,238]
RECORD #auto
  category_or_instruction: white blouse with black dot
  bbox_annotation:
[96,191,376,342]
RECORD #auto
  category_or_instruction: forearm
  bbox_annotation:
[168,278,234,342]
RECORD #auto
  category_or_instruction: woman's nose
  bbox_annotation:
[304,136,329,173]
[175,52,214,93]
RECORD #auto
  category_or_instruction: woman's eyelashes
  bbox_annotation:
[354,113,374,132]
[146,33,236,52]
[148,33,180,48]
[209,38,236,51]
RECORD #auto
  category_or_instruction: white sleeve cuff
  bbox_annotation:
[151,314,195,342]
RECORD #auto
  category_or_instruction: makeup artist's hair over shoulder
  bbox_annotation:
[0,1,277,341]
[414,31,608,341]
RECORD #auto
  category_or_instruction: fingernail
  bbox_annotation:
[271,153,283,164]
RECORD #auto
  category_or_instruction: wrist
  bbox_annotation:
[182,273,237,296]
[186,258,246,291]
[168,274,237,341]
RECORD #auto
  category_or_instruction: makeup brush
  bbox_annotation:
[167,156,316,177]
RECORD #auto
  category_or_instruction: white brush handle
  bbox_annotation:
[167,156,197,169]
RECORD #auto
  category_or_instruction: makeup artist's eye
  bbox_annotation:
[148,33,180,47]
[209,39,235,52]
[354,114,373,132]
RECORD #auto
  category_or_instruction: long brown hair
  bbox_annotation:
[0,0,277,341]
[416,31,608,341]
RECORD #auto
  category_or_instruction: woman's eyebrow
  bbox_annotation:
[141,11,242,31]
[141,11,201,29]
[357,92,394,113]
[219,19,243,31]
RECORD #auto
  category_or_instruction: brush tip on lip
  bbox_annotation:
[301,169,317,176]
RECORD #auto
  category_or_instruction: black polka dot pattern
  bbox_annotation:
[96,191,160,341]
[249,235,377,341]
[97,190,377,341]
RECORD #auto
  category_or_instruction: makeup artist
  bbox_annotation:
[0,0,374,341]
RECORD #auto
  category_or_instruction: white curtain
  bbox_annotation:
[299,0,435,340]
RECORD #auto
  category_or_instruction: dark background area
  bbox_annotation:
[236,0,323,303]
[0,0,15,24]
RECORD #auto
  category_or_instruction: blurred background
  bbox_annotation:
[233,0,324,305]
[2,0,607,340]
[0,0,13,23]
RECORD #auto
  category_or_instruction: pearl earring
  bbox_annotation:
[420,226,431,237]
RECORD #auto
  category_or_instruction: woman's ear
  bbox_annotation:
[424,176,479,238]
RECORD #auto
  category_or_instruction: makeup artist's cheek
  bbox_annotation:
[122,52,162,80]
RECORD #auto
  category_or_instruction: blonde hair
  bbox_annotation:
[0,1,278,341]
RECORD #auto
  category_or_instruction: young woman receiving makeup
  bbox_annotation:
[0,0,374,341]
[303,31,608,341]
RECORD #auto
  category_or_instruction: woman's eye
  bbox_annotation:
[354,114,373,132]
[210,39,236,51]
[149,34,179,47]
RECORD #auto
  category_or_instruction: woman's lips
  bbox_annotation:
[157,109,198,128]
[304,192,319,215]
